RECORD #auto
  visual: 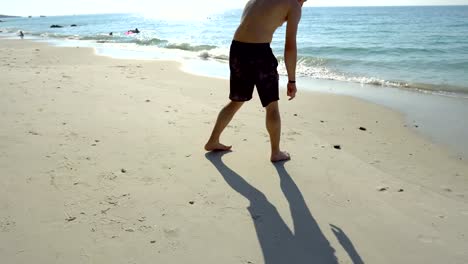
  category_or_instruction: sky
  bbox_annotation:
[2,0,468,17]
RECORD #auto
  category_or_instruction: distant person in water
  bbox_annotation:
[109,32,113,36]
[204,0,306,162]
[127,28,140,34]
[19,31,24,39]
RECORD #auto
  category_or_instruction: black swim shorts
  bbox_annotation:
[229,40,279,107]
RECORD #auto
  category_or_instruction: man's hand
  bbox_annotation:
[287,82,297,100]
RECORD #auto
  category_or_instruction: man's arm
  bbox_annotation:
[284,2,301,100]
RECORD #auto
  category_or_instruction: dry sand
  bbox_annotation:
[1,39,468,263]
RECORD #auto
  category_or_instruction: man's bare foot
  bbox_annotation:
[271,151,291,162]
[204,142,232,152]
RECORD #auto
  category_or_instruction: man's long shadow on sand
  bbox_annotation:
[206,152,364,264]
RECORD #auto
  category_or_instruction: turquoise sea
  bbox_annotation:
[1,6,468,97]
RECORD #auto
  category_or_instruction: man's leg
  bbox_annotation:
[205,101,244,151]
[265,101,290,162]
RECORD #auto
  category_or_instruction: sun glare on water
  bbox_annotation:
[137,1,243,21]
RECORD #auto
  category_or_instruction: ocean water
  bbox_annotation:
[1,6,468,97]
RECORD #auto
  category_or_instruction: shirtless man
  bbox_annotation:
[204,0,306,162]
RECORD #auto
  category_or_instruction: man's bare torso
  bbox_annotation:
[233,0,292,43]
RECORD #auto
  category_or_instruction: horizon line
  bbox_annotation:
[3,4,468,17]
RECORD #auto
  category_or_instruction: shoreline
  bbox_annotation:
[2,36,467,158]
[1,38,468,263]
[44,35,468,159]
[2,35,467,157]
[2,29,468,97]
[20,35,468,158]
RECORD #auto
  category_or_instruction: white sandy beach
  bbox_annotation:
[1,39,468,263]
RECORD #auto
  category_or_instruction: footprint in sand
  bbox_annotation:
[138,225,154,233]
[287,130,302,136]
[162,164,174,171]
[442,187,453,193]
[28,130,41,136]
[163,228,179,238]
[99,171,118,181]
[49,174,59,189]
[124,224,152,233]
[140,175,158,185]
[417,234,440,244]
[102,194,131,208]
[0,217,16,232]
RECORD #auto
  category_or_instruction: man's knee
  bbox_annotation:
[228,101,244,110]
[266,103,281,122]
[222,101,243,114]
[265,101,279,114]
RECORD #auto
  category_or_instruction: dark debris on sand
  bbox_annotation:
[378,187,389,192]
